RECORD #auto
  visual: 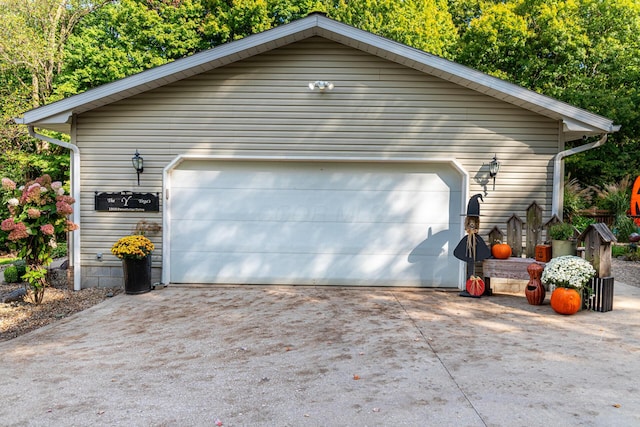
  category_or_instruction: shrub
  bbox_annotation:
[571,215,595,233]
[3,265,19,283]
[50,241,67,259]
[0,175,78,304]
[13,259,26,277]
[593,176,632,217]
[614,215,638,243]
[563,177,592,222]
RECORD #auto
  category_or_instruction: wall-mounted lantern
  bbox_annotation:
[132,150,144,185]
[489,154,500,190]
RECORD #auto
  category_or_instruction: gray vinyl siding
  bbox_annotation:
[74,37,558,286]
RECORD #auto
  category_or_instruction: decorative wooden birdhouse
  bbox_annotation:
[488,226,504,247]
[577,223,617,277]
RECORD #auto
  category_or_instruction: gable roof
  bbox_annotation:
[16,13,619,139]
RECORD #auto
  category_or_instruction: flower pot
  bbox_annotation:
[551,240,577,258]
[122,256,152,294]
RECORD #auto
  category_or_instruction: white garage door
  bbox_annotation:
[167,160,463,287]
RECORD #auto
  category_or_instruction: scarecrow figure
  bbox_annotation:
[454,194,491,297]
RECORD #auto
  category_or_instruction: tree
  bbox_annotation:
[329,0,459,58]
[0,0,111,107]
[0,0,109,181]
[57,0,215,96]
[454,0,640,186]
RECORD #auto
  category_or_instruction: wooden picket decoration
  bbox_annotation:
[506,214,524,257]
[525,201,543,258]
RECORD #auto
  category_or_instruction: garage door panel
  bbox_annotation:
[172,161,457,192]
[170,250,458,286]
[169,161,463,287]
[170,220,451,255]
[172,187,455,225]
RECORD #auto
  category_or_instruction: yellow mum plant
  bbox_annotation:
[111,234,154,260]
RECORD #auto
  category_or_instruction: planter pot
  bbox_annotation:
[551,240,577,258]
[122,256,152,295]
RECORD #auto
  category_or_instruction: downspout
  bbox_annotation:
[28,126,82,291]
[552,134,608,219]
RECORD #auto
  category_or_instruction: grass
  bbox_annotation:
[0,256,19,266]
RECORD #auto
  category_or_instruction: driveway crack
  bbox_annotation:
[391,291,488,427]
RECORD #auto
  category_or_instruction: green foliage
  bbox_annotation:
[613,216,637,243]
[0,150,69,184]
[454,0,640,187]
[570,215,595,233]
[0,257,19,266]
[591,175,635,241]
[3,265,19,283]
[330,0,458,58]
[563,176,592,222]
[612,244,640,261]
[549,222,576,241]
[2,260,25,283]
[22,265,48,304]
[611,244,627,258]
[593,176,632,217]
[57,0,208,95]
[51,241,68,259]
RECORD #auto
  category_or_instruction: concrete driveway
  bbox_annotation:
[1,283,639,426]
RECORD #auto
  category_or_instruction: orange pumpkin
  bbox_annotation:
[550,288,581,315]
[491,242,512,259]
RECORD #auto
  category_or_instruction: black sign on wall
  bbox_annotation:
[95,192,160,212]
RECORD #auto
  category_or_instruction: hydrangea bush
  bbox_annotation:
[0,175,78,304]
[541,255,596,290]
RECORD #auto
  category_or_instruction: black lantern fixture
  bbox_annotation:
[132,150,144,185]
[489,154,500,190]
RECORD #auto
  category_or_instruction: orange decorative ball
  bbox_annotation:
[466,276,485,296]
[491,243,512,259]
[550,288,581,315]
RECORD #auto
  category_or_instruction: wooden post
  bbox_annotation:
[526,201,543,258]
[506,214,524,257]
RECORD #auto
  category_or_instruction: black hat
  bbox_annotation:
[464,194,483,217]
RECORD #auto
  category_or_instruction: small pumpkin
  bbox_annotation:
[466,275,485,296]
[550,287,581,315]
[491,242,512,259]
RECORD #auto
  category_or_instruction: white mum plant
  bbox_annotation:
[541,255,596,291]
